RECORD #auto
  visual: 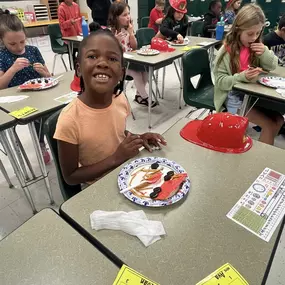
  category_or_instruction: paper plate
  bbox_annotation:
[168,38,189,46]
[136,48,160,56]
[258,76,285,89]
[19,77,59,91]
[117,157,190,207]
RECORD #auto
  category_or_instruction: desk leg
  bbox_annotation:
[239,94,250,116]
[179,61,183,109]
[28,122,54,205]
[0,159,13,188]
[162,67,166,99]
[148,66,153,129]
[0,130,36,213]
[68,42,74,71]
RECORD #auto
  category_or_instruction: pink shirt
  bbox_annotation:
[239,46,251,72]
[226,45,251,72]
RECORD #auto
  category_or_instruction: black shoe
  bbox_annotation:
[134,95,157,108]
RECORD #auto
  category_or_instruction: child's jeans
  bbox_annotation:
[225,90,245,114]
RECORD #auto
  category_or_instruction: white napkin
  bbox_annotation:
[90,210,166,247]
[0,95,29,103]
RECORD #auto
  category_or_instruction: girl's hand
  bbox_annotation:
[140,132,167,152]
[11,58,29,73]
[114,133,143,163]
[245,67,262,81]
[177,34,184,43]
[250,43,265,56]
[33,63,48,77]
[115,31,126,42]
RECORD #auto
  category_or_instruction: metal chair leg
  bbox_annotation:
[60,54,68,71]
[12,127,36,179]
[173,61,181,84]
[7,129,30,181]
[0,159,13,188]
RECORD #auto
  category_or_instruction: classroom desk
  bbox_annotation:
[234,66,285,116]
[24,19,59,28]
[209,25,231,38]
[0,208,119,285]
[60,117,285,285]
[0,71,74,212]
[62,36,220,128]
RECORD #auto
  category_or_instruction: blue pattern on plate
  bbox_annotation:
[117,157,191,207]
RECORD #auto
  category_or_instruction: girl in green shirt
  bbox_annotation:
[214,4,284,145]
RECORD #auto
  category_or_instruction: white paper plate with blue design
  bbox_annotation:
[117,157,190,207]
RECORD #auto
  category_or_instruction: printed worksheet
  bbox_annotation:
[227,168,285,242]
[54,92,78,104]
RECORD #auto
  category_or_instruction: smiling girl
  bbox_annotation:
[54,30,166,185]
[214,4,284,145]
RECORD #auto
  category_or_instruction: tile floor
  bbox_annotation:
[0,48,284,284]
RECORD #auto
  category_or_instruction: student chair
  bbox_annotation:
[141,16,150,28]
[47,24,68,75]
[44,110,81,200]
[136,27,155,49]
[182,48,215,116]
[191,21,205,37]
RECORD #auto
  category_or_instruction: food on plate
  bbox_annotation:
[155,173,187,200]
[19,78,53,90]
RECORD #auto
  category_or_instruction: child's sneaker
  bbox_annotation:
[40,143,50,165]
[134,95,157,108]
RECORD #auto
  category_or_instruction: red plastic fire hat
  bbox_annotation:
[151,38,175,52]
[70,74,81,92]
[169,0,187,14]
[180,113,253,153]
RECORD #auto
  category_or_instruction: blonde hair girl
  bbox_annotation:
[225,0,242,24]
[214,4,284,145]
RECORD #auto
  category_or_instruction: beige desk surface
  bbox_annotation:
[62,36,220,66]
[0,110,16,131]
[24,19,59,28]
[60,117,285,285]
[0,72,74,122]
[0,208,118,285]
[234,66,285,103]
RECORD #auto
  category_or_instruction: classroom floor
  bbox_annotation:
[0,49,284,284]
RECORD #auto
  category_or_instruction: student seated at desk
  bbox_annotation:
[0,9,51,163]
[214,4,283,146]
[158,0,188,43]
[54,31,166,185]
[203,0,222,38]
[263,14,285,66]
[148,0,165,34]
[224,0,242,25]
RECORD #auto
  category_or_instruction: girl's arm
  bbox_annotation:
[58,133,143,185]
[0,58,30,89]
[33,47,51,77]
[129,33,137,50]
[160,18,178,39]
[258,45,278,71]
[58,6,73,30]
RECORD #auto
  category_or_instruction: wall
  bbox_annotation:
[128,0,138,31]
[0,1,40,10]
[78,0,92,23]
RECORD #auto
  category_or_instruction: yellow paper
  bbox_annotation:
[9,106,38,119]
[182,45,200,51]
[196,263,249,285]
[113,265,159,285]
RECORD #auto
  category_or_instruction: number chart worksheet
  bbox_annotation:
[227,168,285,242]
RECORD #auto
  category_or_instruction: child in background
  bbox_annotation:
[54,30,166,185]
[159,0,188,42]
[203,0,222,38]
[214,4,283,145]
[148,0,165,33]
[264,14,285,66]
[58,0,82,37]
[224,0,242,24]
[0,9,51,162]
[108,1,156,107]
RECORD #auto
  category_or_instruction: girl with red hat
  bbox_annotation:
[159,0,188,43]
[225,0,242,24]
